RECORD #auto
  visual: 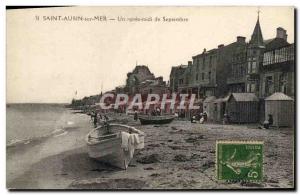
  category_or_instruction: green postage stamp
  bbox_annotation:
[216,141,263,182]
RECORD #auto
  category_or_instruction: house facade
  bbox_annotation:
[123,65,167,98]
[169,15,295,101]
[260,39,294,98]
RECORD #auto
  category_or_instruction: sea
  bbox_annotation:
[6,103,88,146]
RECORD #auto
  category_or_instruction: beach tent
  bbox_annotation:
[203,96,216,121]
[265,92,294,127]
[226,93,259,123]
[213,98,226,123]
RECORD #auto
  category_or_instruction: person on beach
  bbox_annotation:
[151,109,157,116]
[223,113,229,125]
[268,114,273,126]
[156,107,161,116]
[90,111,94,123]
[92,112,98,128]
[134,110,138,121]
[191,112,200,123]
[103,115,109,121]
[199,116,204,124]
[174,112,179,118]
[261,114,274,129]
[263,120,270,129]
[203,112,208,122]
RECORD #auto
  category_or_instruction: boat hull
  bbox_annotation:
[87,136,132,169]
[138,116,175,125]
[86,124,145,169]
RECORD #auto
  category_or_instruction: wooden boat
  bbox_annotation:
[138,115,176,125]
[86,124,145,169]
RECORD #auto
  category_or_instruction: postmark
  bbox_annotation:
[216,140,263,182]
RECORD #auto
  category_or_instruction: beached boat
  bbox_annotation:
[86,124,145,169]
[138,115,176,125]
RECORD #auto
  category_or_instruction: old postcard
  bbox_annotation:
[6,6,295,190]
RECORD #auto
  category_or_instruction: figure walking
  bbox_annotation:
[134,110,138,121]
[93,112,98,128]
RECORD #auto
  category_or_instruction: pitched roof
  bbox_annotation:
[249,17,264,47]
[204,96,216,103]
[264,38,290,51]
[223,94,230,102]
[264,38,274,45]
[214,98,225,103]
[229,93,259,102]
[265,92,294,101]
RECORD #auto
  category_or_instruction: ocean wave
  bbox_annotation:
[52,128,64,134]
[7,127,69,148]
[53,131,68,137]
[7,138,24,146]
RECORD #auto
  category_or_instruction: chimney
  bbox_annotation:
[218,44,224,48]
[237,36,246,43]
[276,27,287,41]
[188,61,192,66]
[203,48,207,53]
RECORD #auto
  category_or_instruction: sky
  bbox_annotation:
[6,6,294,103]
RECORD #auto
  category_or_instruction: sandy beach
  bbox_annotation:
[7,111,294,189]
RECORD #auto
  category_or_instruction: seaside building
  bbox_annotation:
[167,13,294,122]
[225,37,248,93]
[170,36,248,99]
[139,76,167,98]
[169,14,295,100]
[122,65,168,100]
[125,65,156,95]
[260,32,294,98]
[169,64,188,93]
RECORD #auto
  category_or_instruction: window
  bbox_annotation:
[247,83,250,92]
[263,52,272,66]
[279,73,288,94]
[265,76,274,96]
[250,83,256,92]
[240,66,244,76]
[246,83,256,93]
[202,73,205,80]
[248,62,252,73]
[196,73,198,81]
[248,59,257,73]
[179,79,184,85]
[208,72,211,80]
[252,61,257,72]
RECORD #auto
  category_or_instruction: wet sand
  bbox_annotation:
[7,113,294,189]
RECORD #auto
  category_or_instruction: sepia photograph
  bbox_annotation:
[6,6,295,190]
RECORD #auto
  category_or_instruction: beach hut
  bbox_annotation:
[203,96,216,121]
[213,98,226,123]
[226,93,259,123]
[265,92,294,127]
